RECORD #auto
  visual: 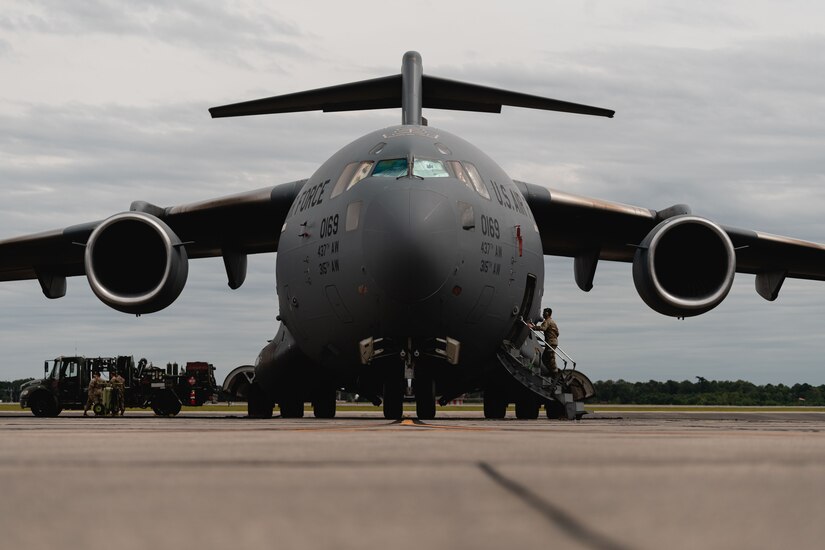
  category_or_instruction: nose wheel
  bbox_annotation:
[382,345,437,420]
[414,374,436,420]
[382,365,404,420]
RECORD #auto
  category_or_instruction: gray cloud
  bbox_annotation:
[0,0,310,67]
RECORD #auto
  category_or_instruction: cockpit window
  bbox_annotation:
[372,158,408,177]
[331,161,373,198]
[330,157,492,198]
[463,162,491,200]
[447,161,472,190]
[413,159,450,178]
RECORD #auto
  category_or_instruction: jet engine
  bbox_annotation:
[632,215,735,317]
[84,212,188,314]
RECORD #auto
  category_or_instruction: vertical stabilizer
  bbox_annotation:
[401,51,423,125]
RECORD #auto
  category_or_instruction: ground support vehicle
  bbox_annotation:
[140,360,219,415]
[19,356,218,417]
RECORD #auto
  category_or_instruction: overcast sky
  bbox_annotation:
[1,0,824,386]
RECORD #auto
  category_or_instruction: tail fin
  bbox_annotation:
[209,51,615,124]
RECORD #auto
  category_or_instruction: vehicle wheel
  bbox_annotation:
[247,383,273,419]
[382,368,404,420]
[515,397,540,419]
[483,385,507,419]
[30,393,58,417]
[545,399,566,420]
[312,387,337,419]
[151,390,181,417]
[166,396,182,416]
[414,376,436,420]
[93,403,106,416]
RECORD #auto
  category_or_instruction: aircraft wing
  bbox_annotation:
[516,180,825,306]
[0,180,306,296]
[143,180,306,259]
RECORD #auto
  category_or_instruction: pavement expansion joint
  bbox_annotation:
[478,461,633,550]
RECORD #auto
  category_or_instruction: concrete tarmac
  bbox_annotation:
[2,410,825,550]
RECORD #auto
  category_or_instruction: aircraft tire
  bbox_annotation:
[247,383,274,419]
[515,397,540,419]
[414,376,436,420]
[280,397,304,418]
[483,387,507,419]
[313,388,337,419]
[545,399,566,420]
[382,372,404,420]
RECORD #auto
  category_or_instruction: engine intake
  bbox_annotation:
[632,215,735,317]
[84,212,188,314]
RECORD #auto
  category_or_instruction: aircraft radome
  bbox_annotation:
[3,52,824,420]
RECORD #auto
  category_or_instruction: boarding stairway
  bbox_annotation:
[497,320,594,419]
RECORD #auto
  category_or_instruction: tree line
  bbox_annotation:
[591,378,825,406]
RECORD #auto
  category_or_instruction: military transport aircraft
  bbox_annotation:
[2,52,824,420]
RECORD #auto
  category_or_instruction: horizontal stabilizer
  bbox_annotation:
[422,75,614,118]
[210,58,614,120]
[209,75,402,118]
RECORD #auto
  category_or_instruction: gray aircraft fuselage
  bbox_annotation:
[275,125,543,377]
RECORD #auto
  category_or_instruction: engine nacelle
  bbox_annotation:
[84,212,188,314]
[632,215,735,317]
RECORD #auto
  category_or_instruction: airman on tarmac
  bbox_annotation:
[111,371,126,416]
[83,371,104,416]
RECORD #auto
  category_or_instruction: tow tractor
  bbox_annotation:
[19,356,218,417]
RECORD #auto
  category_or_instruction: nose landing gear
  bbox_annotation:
[381,342,438,420]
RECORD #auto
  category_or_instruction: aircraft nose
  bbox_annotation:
[363,188,457,303]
